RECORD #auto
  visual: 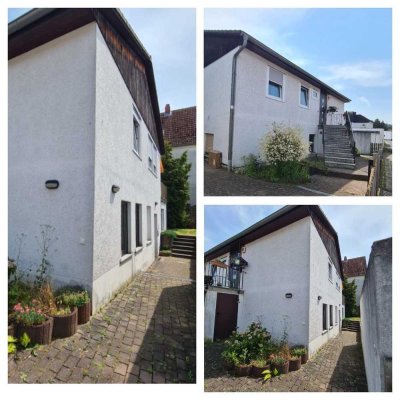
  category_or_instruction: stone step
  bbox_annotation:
[171,251,196,259]
[325,156,355,163]
[173,243,196,251]
[325,160,355,169]
[325,151,354,157]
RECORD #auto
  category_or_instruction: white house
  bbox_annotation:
[204,205,345,357]
[8,8,165,312]
[204,30,359,170]
[346,112,384,155]
[161,105,196,210]
[342,256,367,310]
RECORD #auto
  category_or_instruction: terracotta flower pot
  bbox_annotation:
[234,364,252,377]
[301,352,308,364]
[251,363,271,378]
[16,317,53,345]
[77,301,91,325]
[289,357,301,371]
[272,360,289,375]
[51,307,78,339]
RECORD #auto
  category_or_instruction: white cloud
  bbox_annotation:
[320,60,392,88]
[358,96,371,107]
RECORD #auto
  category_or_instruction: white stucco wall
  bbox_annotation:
[353,129,384,154]
[233,50,327,166]
[8,23,97,289]
[172,145,196,205]
[326,95,345,113]
[308,220,342,356]
[91,26,161,311]
[236,218,311,346]
[204,48,237,165]
[352,122,373,129]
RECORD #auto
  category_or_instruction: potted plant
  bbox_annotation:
[56,289,91,325]
[221,350,237,371]
[160,230,177,250]
[234,351,252,377]
[270,356,289,375]
[251,359,271,378]
[289,355,301,371]
[13,303,53,345]
[292,346,308,364]
[49,306,78,339]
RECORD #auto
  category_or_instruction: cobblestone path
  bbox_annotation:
[204,331,367,392]
[204,165,366,196]
[9,257,196,384]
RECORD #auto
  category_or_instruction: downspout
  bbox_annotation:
[228,34,248,171]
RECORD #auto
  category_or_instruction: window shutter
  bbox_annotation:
[269,67,283,85]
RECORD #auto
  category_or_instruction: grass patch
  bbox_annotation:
[301,155,327,172]
[240,155,310,184]
[171,228,196,236]
[344,317,361,322]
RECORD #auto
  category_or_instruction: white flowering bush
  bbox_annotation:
[260,123,307,165]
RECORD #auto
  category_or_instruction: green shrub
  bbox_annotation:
[260,123,307,165]
[56,288,90,307]
[291,346,306,357]
[161,230,177,239]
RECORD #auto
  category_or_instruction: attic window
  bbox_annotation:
[267,67,283,99]
[328,262,333,282]
[133,117,140,155]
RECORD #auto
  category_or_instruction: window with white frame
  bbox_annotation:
[328,262,333,282]
[148,135,158,175]
[312,89,318,99]
[300,85,309,107]
[133,117,140,155]
[267,67,284,99]
[146,206,151,242]
[135,203,142,248]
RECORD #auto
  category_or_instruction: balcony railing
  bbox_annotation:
[204,263,244,291]
[326,112,346,126]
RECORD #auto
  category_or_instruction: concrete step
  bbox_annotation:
[325,156,355,163]
[171,251,196,259]
[325,160,355,169]
[173,244,196,252]
[325,151,354,158]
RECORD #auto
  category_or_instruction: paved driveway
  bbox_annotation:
[204,165,367,196]
[204,331,367,392]
[9,257,196,384]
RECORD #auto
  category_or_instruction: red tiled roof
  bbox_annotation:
[161,106,196,147]
[342,256,367,278]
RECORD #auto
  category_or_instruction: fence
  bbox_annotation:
[366,148,383,196]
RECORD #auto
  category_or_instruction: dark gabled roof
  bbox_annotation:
[161,106,196,147]
[8,8,164,153]
[346,112,373,124]
[205,205,344,278]
[342,256,367,278]
[204,30,351,103]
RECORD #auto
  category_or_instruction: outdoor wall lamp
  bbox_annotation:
[285,293,293,299]
[318,295,322,301]
[111,185,120,193]
[45,180,59,189]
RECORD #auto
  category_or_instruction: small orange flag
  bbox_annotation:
[160,160,165,173]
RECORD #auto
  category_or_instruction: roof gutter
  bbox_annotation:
[228,33,248,171]
[8,8,55,35]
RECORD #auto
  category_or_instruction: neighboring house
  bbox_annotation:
[342,256,367,311]
[346,112,384,155]
[204,205,345,357]
[204,30,362,170]
[161,105,196,206]
[360,238,392,392]
[8,8,165,312]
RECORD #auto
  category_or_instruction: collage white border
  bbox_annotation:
[1,0,397,398]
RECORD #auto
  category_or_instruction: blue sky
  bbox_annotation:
[8,8,196,111]
[205,8,392,123]
[204,205,392,260]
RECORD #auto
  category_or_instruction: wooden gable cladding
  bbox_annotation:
[310,212,342,277]
[93,10,160,150]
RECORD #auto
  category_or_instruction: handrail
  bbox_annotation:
[344,112,356,161]
[204,263,244,290]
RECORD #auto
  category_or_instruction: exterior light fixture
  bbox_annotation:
[231,255,248,268]
[285,293,293,299]
[45,180,59,189]
[111,185,120,193]
[318,295,322,301]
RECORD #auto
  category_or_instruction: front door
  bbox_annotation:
[214,293,238,340]
[319,90,327,125]
[154,213,158,258]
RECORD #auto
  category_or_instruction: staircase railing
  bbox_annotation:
[326,112,346,126]
[344,112,356,161]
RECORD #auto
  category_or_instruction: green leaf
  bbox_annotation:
[8,335,18,343]
[8,343,17,354]
[263,373,272,381]
[273,368,279,376]
[261,369,271,375]
[20,332,31,348]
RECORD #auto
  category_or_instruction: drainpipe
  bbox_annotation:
[228,33,248,172]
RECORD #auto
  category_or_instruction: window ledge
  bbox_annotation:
[322,330,328,335]
[146,240,152,246]
[135,246,143,254]
[329,326,333,330]
[148,167,158,177]
[132,149,142,160]
[120,253,132,264]
[299,104,310,110]
[266,94,284,102]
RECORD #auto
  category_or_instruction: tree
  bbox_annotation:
[373,119,392,130]
[342,277,357,317]
[161,141,191,228]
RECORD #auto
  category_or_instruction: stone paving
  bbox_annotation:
[204,331,368,392]
[204,164,367,196]
[8,256,196,384]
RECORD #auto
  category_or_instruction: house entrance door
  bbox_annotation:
[214,293,238,340]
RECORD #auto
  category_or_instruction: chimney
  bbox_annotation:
[344,256,347,261]
[165,104,171,115]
